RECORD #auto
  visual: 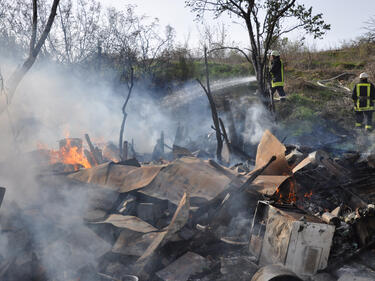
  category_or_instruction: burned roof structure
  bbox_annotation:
[1,130,375,281]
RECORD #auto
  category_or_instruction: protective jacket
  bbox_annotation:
[270,57,284,88]
[352,81,375,111]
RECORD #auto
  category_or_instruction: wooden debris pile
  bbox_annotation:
[1,130,375,280]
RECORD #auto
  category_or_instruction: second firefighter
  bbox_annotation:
[269,50,286,101]
[352,72,375,132]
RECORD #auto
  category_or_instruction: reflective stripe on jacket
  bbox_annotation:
[270,59,284,88]
[353,83,375,111]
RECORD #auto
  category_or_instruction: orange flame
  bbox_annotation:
[58,138,91,169]
[39,138,92,170]
[275,179,297,204]
[288,179,297,203]
[304,191,313,198]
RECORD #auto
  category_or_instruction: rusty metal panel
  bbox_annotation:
[68,162,163,193]
[139,158,233,205]
[69,158,235,206]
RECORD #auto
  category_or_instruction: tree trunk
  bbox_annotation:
[119,113,127,160]
[122,141,128,161]
[118,67,134,160]
[0,0,60,115]
[197,47,223,162]
[244,18,273,112]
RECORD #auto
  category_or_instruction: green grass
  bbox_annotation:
[194,61,254,80]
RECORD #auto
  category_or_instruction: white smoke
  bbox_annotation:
[0,58,176,158]
[0,52,263,279]
[0,56,174,280]
[242,101,274,144]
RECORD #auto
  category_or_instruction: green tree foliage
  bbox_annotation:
[185,0,330,106]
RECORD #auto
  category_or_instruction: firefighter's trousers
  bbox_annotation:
[355,111,373,130]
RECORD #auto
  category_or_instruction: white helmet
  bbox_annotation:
[360,72,369,79]
[271,50,280,56]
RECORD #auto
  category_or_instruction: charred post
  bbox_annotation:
[197,46,223,162]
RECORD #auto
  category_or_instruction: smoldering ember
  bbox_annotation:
[2,1,375,281]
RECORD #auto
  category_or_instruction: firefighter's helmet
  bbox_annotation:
[360,72,369,79]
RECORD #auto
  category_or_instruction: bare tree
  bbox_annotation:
[197,47,223,162]
[136,19,176,81]
[1,1,177,79]
[186,0,330,108]
[363,16,375,43]
[0,0,7,34]
[198,22,229,60]
[98,6,141,160]
[101,5,176,83]
[2,1,33,51]
[119,67,134,161]
[52,0,101,63]
[102,5,139,62]
[0,0,60,115]
[57,0,74,62]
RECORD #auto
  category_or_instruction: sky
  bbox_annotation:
[100,0,375,50]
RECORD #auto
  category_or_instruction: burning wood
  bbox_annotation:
[36,135,117,172]
[57,138,92,169]
[3,130,375,281]
[38,137,92,171]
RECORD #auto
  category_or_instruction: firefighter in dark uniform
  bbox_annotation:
[352,72,375,132]
[269,50,286,101]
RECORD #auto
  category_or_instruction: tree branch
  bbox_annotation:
[32,0,60,57]
[197,46,223,161]
[209,46,252,64]
[29,0,38,55]
[0,0,60,115]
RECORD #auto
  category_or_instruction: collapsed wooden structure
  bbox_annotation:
[1,131,375,281]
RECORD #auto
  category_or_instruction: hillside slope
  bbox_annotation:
[273,42,375,147]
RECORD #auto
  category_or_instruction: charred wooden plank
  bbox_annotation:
[85,133,99,165]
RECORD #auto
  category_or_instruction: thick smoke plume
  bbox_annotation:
[0,49,268,280]
[0,56,178,280]
[0,54,259,280]
[0,59,179,157]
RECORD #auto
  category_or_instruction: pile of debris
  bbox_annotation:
[1,130,375,281]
